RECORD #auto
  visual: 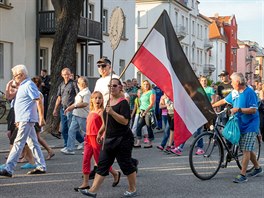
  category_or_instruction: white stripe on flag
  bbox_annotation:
[143,29,207,133]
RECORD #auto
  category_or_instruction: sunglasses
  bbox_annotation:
[97,64,107,68]
[108,84,119,88]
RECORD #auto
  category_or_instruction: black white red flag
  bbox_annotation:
[131,10,216,146]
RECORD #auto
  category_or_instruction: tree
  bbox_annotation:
[43,0,84,135]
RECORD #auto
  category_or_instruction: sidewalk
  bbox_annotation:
[0,123,64,153]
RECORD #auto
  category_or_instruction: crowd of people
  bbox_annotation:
[0,59,262,197]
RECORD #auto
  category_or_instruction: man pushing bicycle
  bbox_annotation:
[212,72,262,183]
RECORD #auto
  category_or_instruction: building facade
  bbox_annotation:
[0,0,136,92]
[136,0,213,81]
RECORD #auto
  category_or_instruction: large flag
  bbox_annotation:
[131,10,216,146]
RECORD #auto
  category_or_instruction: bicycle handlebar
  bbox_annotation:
[216,108,228,116]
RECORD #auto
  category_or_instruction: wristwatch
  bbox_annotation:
[238,108,242,113]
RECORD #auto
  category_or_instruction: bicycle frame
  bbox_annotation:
[209,108,241,168]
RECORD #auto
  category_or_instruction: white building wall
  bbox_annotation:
[210,40,226,82]
[0,0,36,91]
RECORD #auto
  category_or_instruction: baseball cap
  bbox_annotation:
[97,58,111,65]
[218,70,229,77]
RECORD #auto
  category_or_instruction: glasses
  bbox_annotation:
[13,73,22,79]
[108,84,119,88]
[97,64,107,68]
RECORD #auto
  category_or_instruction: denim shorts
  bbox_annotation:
[239,132,257,151]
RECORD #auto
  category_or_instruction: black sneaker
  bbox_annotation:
[0,169,12,177]
[27,167,46,175]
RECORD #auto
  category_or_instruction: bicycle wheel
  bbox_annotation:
[189,132,224,180]
[0,104,6,120]
[235,135,261,172]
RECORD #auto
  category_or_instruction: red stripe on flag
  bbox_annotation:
[132,46,173,100]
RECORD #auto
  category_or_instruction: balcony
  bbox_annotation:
[174,25,187,40]
[204,39,213,51]
[38,11,102,43]
[203,64,215,74]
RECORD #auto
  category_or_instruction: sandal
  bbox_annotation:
[46,153,55,160]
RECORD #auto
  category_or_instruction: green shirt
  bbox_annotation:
[139,90,155,111]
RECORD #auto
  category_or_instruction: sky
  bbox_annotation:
[199,0,264,48]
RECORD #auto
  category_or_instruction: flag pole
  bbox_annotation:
[101,50,115,150]
[101,7,124,150]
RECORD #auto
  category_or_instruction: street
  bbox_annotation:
[0,131,263,198]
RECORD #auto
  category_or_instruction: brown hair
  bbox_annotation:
[32,76,42,89]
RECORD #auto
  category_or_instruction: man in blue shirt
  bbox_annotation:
[0,65,46,177]
[212,72,262,183]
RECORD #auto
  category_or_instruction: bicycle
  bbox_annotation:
[189,108,261,180]
[0,90,7,119]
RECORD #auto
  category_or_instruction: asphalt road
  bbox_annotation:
[0,133,263,198]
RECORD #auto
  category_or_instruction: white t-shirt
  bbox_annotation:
[94,74,120,107]
[72,87,91,118]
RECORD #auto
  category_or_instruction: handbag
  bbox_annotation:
[222,115,240,145]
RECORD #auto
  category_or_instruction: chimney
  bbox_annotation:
[214,13,219,18]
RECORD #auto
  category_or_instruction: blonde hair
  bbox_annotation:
[90,91,104,111]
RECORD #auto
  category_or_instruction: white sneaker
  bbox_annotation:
[60,147,67,152]
[77,142,84,150]
[61,149,75,155]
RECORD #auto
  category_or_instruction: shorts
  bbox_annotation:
[239,132,257,151]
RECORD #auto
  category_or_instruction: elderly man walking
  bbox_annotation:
[0,64,46,177]
[213,72,262,183]
[53,68,84,149]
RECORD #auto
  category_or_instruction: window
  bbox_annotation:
[200,25,203,38]
[102,9,108,33]
[122,16,126,39]
[88,4,94,20]
[81,0,88,17]
[138,10,147,28]
[204,27,208,38]
[39,0,48,11]
[192,21,195,35]
[0,43,3,78]
[181,15,184,26]
[87,54,94,76]
[197,24,199,38]
[175,12,178,28]
[39,48,48,72]
[185,18,188,33]
[119,59,125,80]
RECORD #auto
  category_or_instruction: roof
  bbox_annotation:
[209,20,227,42]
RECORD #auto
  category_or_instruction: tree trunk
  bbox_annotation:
[43,0,84,134]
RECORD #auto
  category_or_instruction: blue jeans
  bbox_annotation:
[160,118,170,147]
[5,122,46,174]
[60,107,83,147]
[66,115,86,151]
[194,126,203,149]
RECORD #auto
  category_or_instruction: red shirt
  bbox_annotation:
[86,112,102,136]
